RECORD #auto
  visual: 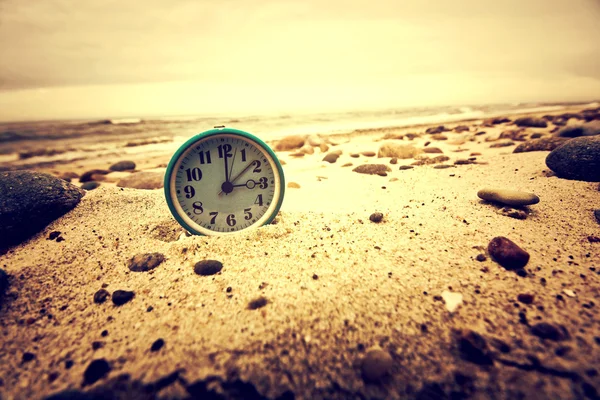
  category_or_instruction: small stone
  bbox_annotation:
[513,136,570,153]
[22,352,35,363]
[287,182,301,189]
[80,181,101,191]
[489,141,515,148]
[389,158,398,164]
[496,207,528,220]
[116,171,165,190]
[430,134,448,141]
[398,165,414,170]
[556,122,600,138]
[454,125,470,133]
[425,126,446,134]
[150,338,165,352]
[514,117,547,128]
[58,171,79,182]
[109,160,136,171]
[79,169,110,183]
[352,164,391,175]
[111,290,134,306]
[433,165,454,169]
[487,236,529,270]
[441,290,463,313]
[361,151,376,157]
[93,289,110,304]
[128,253,165,272]
[322,152,340,163]
[517,293,534,304]
[422,147,443,154]
[457,330,494,365]
[530,322,569,341]
[312,274,318,280]
[545,136,600,181]
[361,347,393,382]
[369,212,384,223]
[477,188,539,207]
[274,135,306,151]
[341,163,353,167]
[83,359,111,386]
[563,289,576,298]
[475,254,486,262]
[377,143,420,159]
[248,296,268,310]
[194,260,223,276]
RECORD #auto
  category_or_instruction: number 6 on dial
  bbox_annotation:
[164,127,285,235]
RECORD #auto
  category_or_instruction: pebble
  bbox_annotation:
[81,181,101,191]
[93,289,110,304]
[116,171,165,189]
[398,165,414,170]
[369,212,384,223]
[274,135,306,151]
[83,359,111,386]
[517,293,534,304]
[563,289,576,298]
[128,253,165,272]
[287,182,301,189]
[322,152,340,163]
[248,296,268,310]
[487,236,529,270]
[79,169,110,183]
[109,160,136,171]
[456,329,494,365]
[425,126,447,134]
[194,260,223,276]
[556,121,600,138]
[454,125,470,132]
[513,136,570,153]
[489,141,515,148]
[389,158,397,164]
[412,155,450,166]
[352,164,391,175]
[496,207,528,220]
[361,151,376,157]
[486,117,511,125]
[477,188,539,207]
[150,338,165,352]
[377,143,420,159]
[361,347,393,382]
[475,254,486,262]
[422,147,443,154]
[499,129,527,141]
[112,290,135,306]
[530,322,569,341]
[0,171,85,250]
[430,134,447,141]
[441,290,463,313]
[545,136,600,181]
[594,210,600,225]
[58,171,79,182]
[433,165,454,169]
[514,117,547,128]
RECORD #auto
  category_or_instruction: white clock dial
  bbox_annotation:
[168,134,282,234]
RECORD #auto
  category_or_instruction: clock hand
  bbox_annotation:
[228,148,237,182]
[218,160,256,196]
[223,150,230,184]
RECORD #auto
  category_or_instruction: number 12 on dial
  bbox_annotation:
[164,128,285,235]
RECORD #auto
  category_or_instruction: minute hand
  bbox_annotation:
[218,160,255,195]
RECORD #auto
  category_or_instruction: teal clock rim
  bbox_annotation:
[163,127,286,236]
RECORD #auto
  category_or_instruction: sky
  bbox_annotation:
[0,0,599,121]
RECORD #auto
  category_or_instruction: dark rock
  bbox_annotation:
[556,123,600,138]
[517,293,534,304]
[545,136,600,181]
[488,237,529,270]
[475,254,486,262]
[457,329,494,365]
[22,352,35,362]
[425,126,447,134]
[390,157,398,164]
[0,269,8,304]
[514,117,547,128]
[399,165,414,170]
[454,125,470,133]
[369,212,384,223]
[248,296,268,310]
[322,152,340,163]
[487,117,511,125]
[112,290,135,306]
[109,160,136,171]
[352,164,391,175]
[0,171,85,251]
[361,348,393,382]
[530,133,544,139]
[499,130,527,141]
[422,147,443,154]
[412,155,450,166]
[454,159,477,165]
[513,137,570,153]
[194,260,223,276]
[150,338,165,352]
[83,359,111,386]
[128,253,165,272]
[93,289,110,304]
[430,134,448,141]
[116,171,164,190]
[81,181,100,191]
[530,322,569,341]
[595,210,600,225]
[79,169,110,183]
[433,165,455,169]
[489,141,515,148]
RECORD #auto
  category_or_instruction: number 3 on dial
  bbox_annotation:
[164,128,285,235]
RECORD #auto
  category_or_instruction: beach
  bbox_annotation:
[1,105,600,399]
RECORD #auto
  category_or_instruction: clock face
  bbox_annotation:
[166,132,284,235]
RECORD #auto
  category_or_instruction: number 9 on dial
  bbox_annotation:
[164,127,285,235]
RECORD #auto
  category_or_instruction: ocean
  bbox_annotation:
[0,101,594,172]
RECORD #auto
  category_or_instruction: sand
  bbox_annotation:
[1,107,599,399]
